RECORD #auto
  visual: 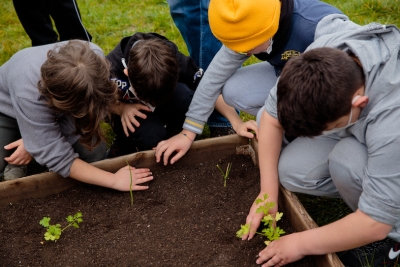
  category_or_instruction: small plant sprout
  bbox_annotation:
[216,162,232,187]
[124,159,134,206]
[39,212,83,242]
[236,194,285,246]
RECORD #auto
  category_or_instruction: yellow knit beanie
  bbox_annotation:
[209,0,281,52]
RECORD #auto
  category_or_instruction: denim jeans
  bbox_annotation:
[167,0,233,128]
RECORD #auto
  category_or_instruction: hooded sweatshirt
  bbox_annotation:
[266,14,400,240]
[106,32,201,103]
[0,41,104,178]
[182,0,343,134]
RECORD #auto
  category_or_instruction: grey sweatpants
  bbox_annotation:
[222,61,278,117]
[277,134,400,241]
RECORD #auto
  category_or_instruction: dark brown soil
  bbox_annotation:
[0,154,314,267]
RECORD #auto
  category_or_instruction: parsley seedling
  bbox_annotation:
[236,194,285,246]
[216,162,232,187]
[39,212,83,242]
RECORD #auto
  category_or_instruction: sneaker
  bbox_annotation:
[3,164,27,181]
[338,238,400,267]
[209,126,236,138]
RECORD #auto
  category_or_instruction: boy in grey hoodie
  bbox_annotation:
[252,19,400,267]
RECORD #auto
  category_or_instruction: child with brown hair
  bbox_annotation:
[106,32,255,156]
[0,40,153,191]
[155,0,343,165]
[254,23,400,266]
[106,32,202,156]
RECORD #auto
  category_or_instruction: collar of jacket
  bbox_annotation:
[254,0,294,62]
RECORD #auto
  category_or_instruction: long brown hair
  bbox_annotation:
[38,40,118,149]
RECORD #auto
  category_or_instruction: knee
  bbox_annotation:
[221,81,237,108]
[328,138,366,188]
[278,156,302,192]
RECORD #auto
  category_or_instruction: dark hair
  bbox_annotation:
[38,40,118,149]
[277,47,365,137]
[127,38,179,107]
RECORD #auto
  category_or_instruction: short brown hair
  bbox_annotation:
[38,40,118,149]
[127,37,179,107]
[277,47,365,137]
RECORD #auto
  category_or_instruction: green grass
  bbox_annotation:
[2,0,399,65]
[0,0,185,65]
[1,2,399,265]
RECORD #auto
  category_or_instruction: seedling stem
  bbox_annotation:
[216,162,232,187]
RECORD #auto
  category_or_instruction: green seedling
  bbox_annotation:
[236,194,285,246]
[216,162,232,187]
[39,212,83,242]
[124,159,134,206]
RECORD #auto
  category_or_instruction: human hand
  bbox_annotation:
[112,165,153,191]
[256,233,305,267]
[242,192,278,240]
[4,139,33,165]
[155,131,194,165]
[232,120,258,139]
[120,103,152,136]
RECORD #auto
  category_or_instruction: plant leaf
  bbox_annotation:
[255,198,263,205]
[40,217,51,228]
[263,214,273,222]
[66,215,74,223]
[225,162,232,178]
[236,223,250,238]
[275,212,283,221]
[216,164,225,176]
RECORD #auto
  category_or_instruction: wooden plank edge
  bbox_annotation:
[0,134,248,206]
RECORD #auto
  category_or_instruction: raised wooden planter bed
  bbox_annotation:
[0,135,343,267]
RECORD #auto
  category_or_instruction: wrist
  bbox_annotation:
[181,130,195,142]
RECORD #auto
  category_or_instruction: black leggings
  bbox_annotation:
[12,0,91,46]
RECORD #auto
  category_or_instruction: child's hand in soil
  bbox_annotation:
[155,130,194,165]
[119,102,151,136]
[113,166,153,191]
[242,192,278,240]
[256,233,305,267]
[4,138,33,165]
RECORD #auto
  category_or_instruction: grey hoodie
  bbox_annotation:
[0,41,104,177]
[266,14,400,235]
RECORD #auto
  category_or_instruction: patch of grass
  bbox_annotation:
[295,193,352,226]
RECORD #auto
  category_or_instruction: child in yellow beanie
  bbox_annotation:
[155,0,344,156]
[155,0,357,260]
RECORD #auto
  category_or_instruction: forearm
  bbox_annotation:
[69,158,115,188]
[215,95,242,129]
[185,45,248,130]
[299,209,392,255]
[258,110,283,199]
